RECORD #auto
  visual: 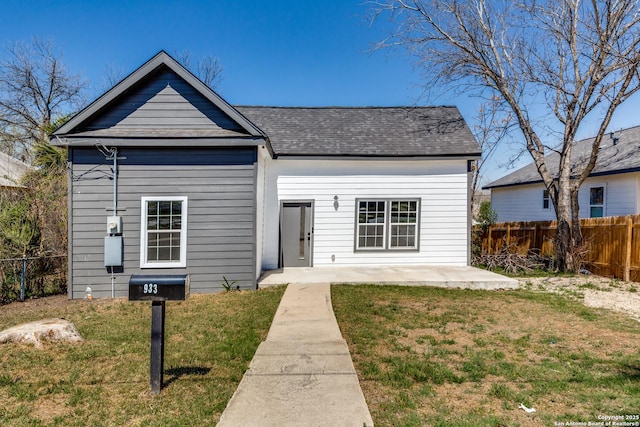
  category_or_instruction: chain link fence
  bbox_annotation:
[0,255,67,305]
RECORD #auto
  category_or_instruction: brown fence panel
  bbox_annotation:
[631,223,640,282]
[582,217,624,278]
[479,214,640,281]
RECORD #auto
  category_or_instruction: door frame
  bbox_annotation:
[279,199,315,268]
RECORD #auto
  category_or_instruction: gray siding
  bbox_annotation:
[69,147,257,299]
[81,67,245,135]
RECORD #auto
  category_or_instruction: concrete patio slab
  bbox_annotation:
[259,265,519,290]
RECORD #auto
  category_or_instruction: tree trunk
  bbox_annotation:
[554,184,584,273]
[554,162,574,272]
[570,186,583,247]
[555,205,574,272]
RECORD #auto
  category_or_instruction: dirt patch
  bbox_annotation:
[0,294,76,315]
[584,290,640,321]
[519,275,640,321]
[398,290,638,361]
[429,381,543,427]
[31,394,70,423]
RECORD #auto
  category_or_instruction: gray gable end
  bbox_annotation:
[77,67,248,137]
[52,51,266,147]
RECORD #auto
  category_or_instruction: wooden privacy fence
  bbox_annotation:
[480,215,640,282]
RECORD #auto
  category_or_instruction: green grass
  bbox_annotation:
[332,285,640,426]
[3,283,639,426]
[0,287,285,426]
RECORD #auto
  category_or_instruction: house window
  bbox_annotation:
[589,187,604,218]
[140,197,188,268]
[357,200,386,249]
[543,189,550,209]
[356,199,419,250]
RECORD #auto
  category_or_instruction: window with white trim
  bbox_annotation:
[589,187,604,218]
[140,197,188,268]
[357,200,386,249]
[543,189,550,209]
[356,199,419,250]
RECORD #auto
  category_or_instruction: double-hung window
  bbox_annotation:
[140,197,188,268]
[356,199,419,251]
[357,201,386,249]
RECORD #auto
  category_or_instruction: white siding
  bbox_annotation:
[578,174,637,217]
[261,159,470,270]
[490,172,640,222]
[491,184,556,222]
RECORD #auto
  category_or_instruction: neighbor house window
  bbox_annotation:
[589,187,604,218]
[140,197,188,268]
[543,189,550,209]
[356,199,419,250]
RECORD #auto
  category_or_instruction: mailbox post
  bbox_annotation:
[129,274,189,394]
[150,299,165,393]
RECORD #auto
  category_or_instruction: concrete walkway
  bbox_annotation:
[217,283,373,427]
[258,265,519,289]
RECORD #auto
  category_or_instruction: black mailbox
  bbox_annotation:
[129,274,190,301]
[129,274,190,393]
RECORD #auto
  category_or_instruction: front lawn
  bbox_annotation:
[2,282,638,426]
[0,287,285,426]
[332,285,640,426]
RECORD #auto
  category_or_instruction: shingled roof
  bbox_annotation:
[235,106,480,157]
[484,124,640,189]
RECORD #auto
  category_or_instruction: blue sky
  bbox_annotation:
[2,0,639,184]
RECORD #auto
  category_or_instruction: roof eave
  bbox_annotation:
[52,135,267,147]
[272,152,482,160]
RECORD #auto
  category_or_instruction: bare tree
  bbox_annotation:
[375,0,640,271]
[0,38,86,161]
[470,95,511,212]
[98,62,127,93]
[173,50,224,90]
[99,51,224,95]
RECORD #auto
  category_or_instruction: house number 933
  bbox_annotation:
[143,283,158,294]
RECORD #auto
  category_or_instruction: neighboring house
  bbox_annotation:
[52,51,481,299]
[0,152,30,189]
[472,190,491,219]
[484,125,640,222]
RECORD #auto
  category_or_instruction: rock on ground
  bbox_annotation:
[0,318,83,348]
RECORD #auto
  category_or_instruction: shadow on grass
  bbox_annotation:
[618,363,640,380]
[163,367,211,387]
